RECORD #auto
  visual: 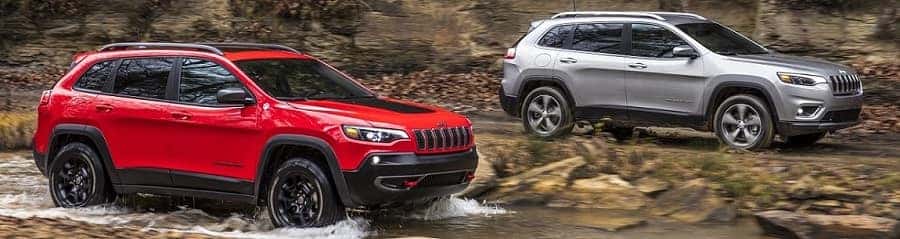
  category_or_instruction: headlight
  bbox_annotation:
[777,72,827,86]
[342,125,408,143]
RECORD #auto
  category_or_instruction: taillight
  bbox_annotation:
[504,48,516,59]
[39,90,51,106]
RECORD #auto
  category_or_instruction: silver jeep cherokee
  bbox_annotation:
[500,12,864,149]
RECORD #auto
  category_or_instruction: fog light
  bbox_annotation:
[797,106,820,117]
[371,156,381,165]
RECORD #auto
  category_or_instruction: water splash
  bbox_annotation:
[410,197,508,220]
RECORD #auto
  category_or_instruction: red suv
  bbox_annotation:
[32,43,477,227]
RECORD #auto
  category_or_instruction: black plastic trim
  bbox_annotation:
[342,148,478,207]
[113,185,255,203]
[49,124,120,184]
[499,87,519,117]
[707,81,779,124]
[255,134,353,207]
[776,120,860,136]
[118,168,172,186]
[171,170,254,195]
[32,150,47,176]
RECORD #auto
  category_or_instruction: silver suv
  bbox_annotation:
[500,12,864,149]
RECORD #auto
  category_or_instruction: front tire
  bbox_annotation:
[267,158,345,228]
[48,142,112,207]
[784,132,827,147]
[713,95,775,150]
[521,86,574,139]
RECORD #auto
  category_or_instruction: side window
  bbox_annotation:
[178,58,245,105]
[571,23,624,54]
[630,24,689,58]
[74,60,115,92]
[537,25,573,48]
[114,58,174,99]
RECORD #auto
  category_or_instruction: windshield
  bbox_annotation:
[235,59,373,100]
[676,23,769,55]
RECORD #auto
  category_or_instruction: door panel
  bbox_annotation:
[96,58,176,186]
[554,23,628,120]
[625,23,707,121]
[166,58,262,186]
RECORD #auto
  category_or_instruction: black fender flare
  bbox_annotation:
[253,134,353,207]
[49,124,120,184]
[706,81,781,123]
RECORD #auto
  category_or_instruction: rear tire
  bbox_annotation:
[784,132,827,147]
[267,158,345,228]
[48,142,112,207]
[713,94,775,150]
[521,86,574,139]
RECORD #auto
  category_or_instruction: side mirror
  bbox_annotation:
[673,45,699,59]
[217,88,255,105]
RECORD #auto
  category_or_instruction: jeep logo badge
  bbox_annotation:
[436,121,447,127]
[839,70,847,74]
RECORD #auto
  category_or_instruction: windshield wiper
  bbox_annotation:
[716,51,737,56]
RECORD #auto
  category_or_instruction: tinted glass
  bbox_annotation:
[571,23,624,54]
[631,24,689,58]
[178,58,245,104]
[235,59,372,100]
[677,23,768,55]
[74,60,115,91]
[537,25,573,48]
[114,58,173,99]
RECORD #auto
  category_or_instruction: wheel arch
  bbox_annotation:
[705,80,781,131]
[517,76,576,112]
[254,134,353,207]
[48,124,120,184]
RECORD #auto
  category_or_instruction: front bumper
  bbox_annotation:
[342,148,478,207]
[33,150,47,176]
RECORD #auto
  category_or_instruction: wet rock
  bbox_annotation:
[650,179,736,223]
[634,177,670,196]
[755,210,900,239]
[549,174,649,210]
[484,156,586,204]
[566,215,646,232]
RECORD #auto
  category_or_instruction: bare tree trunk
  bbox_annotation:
[873,4,898,40]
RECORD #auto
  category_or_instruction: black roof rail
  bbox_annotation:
[98,42,225,55]
[197,42,302,54]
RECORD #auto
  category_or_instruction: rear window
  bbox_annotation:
[113,58,174,99]
[537,25,573,48]
[74,60,115,92]
[235,59,372,100]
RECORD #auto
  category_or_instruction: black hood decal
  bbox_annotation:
[332,98,435,113]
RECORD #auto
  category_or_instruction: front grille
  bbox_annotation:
[829,74,862,96]
[413,127,471,151]
[821,109,861,123]
[418,172,468,187]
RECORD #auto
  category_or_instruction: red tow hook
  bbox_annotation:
[465,172,476,182]
[403,179,419,189]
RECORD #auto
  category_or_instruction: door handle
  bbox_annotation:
[95,104,114,113]
[628,63,647,69]
[171,112,192,120]
[559,57,578,64]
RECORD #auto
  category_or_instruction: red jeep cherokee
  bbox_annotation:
[32,43,477,227]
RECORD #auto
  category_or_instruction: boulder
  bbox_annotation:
[755,210,900,239]
[482,156,586,204]
[650,178,736,223]
[548,174,649,209]
[634,177,671,196]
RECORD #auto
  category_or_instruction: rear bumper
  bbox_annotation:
[33,150,47,176]
[499,87,519,117]
[341,148,478,207]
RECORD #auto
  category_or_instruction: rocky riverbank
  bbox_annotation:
[465,115,900,237]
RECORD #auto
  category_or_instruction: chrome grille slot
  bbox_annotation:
[829,73,861,96]
[414,126,471,151]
